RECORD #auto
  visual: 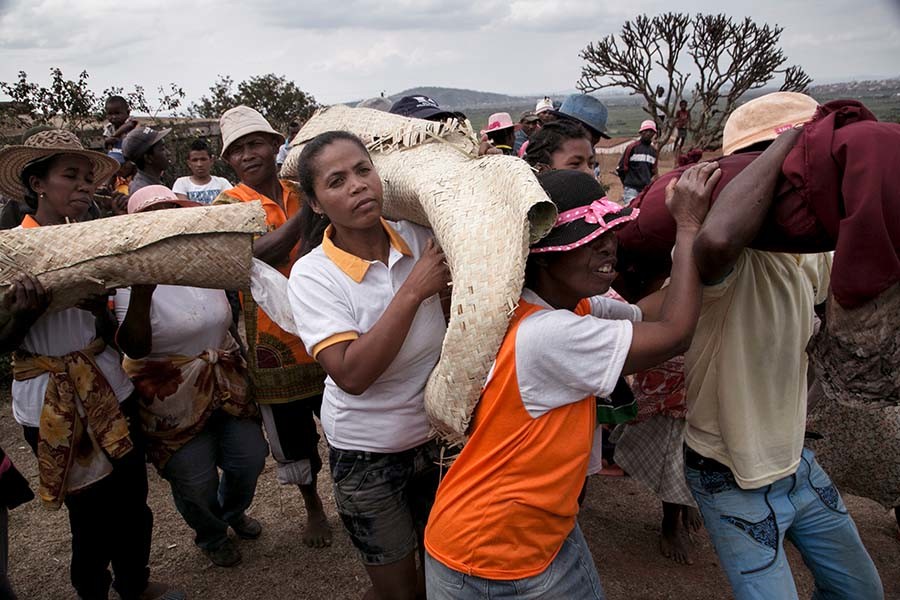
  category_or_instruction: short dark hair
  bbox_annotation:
[297,131,372,256]
[189,138,212,156]
[524,120,591,169]
[105,95,129,109]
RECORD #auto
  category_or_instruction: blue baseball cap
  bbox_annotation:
[550,94,610,140]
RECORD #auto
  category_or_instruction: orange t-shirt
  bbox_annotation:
[20,214,40,229]
[214,181,314,367]
[424,298,595,580]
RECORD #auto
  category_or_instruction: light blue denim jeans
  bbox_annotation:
[685,447,884,600]
[622,187,641,205]
[425,523,605,600]
[162,411,268,550]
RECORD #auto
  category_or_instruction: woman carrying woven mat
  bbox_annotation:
[424,166,720,600]
[114,185,268,568]
[288,131,450,600]
[0,130,184,600]
[213,105,332,548]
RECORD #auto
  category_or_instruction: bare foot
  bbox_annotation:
[299,482,332,548]
[682,506,703,533]
[303,511,332,548]
[659,529,694,565]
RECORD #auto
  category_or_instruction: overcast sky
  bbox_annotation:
[1,0,898,107]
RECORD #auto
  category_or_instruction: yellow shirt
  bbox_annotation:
[684,250,831,489]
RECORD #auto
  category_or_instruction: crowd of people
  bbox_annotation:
[0,84,894,600]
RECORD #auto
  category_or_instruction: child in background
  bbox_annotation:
[172,139,232,204]
[103,96,139,164]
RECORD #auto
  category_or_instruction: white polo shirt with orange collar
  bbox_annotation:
[288,219,446,453]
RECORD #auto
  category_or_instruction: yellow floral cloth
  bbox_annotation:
[122,335,256,469]
[13,338,134,509]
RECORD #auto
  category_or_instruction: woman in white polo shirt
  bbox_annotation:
[288,131,449,600]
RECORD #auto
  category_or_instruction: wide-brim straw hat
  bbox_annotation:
[280,106,557,443]
[0,129,120,200]
[722,92,819,156]
[220,105,282,157]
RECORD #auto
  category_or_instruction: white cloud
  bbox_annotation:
[0,0,898,108]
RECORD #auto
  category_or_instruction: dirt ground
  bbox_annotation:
[2,400,898,600]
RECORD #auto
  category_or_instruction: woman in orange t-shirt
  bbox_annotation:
[424,165,720,599]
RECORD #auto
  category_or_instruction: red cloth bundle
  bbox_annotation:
[615,100,900,308]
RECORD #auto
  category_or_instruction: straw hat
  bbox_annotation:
[0,129,120,200]
[220,105,282,157]
[722,92,819,156]
[280,105,557,442]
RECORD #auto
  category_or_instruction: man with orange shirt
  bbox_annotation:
[213,106,331,548]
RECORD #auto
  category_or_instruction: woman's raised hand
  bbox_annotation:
[401,238,451,304]
[665,161,721,231]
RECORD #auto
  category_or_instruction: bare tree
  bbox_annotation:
[578,13,811,149]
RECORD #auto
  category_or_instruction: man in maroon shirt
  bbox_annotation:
[673,100,691,158]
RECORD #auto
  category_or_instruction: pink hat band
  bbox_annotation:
[481,112,515,135]
[530,198,640,254]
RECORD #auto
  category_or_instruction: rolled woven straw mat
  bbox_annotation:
[0,202,267,314]
[282,105,558,443]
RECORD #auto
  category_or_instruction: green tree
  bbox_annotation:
[578,13,812,149]
[0,68,186,142]
[190,74,319,133]
[0,68,99,134]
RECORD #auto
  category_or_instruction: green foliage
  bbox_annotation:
[0,69,186,141]
[190,74,319,134]
[101,83,186,119]
[1,68,99,135]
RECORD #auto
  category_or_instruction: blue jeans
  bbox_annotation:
[622,187,641,205]
[162,412,268,550]
[425,523,605,600]
[685,447,883,600]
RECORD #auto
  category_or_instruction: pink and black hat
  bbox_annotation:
[531,170,639,254]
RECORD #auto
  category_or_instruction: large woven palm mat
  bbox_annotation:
[281,105,558,443]
[0,202,267,315]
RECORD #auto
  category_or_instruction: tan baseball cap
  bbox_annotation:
[722,92,819,156]
[219,105,281,157]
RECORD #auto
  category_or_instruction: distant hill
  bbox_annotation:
[810,78,900,98]
[388,87,534,110]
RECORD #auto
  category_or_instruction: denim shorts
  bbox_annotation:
[425,523,605,600]
[329,440,441,565]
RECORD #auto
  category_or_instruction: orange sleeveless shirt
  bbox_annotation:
[424,297,596,580]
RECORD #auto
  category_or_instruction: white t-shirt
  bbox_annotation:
[509,288,640,418]
[289,220,446,453]
[114,286,233,358]
[171,176,232,205]
[684,250,832,489]
[11,308,135,428]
